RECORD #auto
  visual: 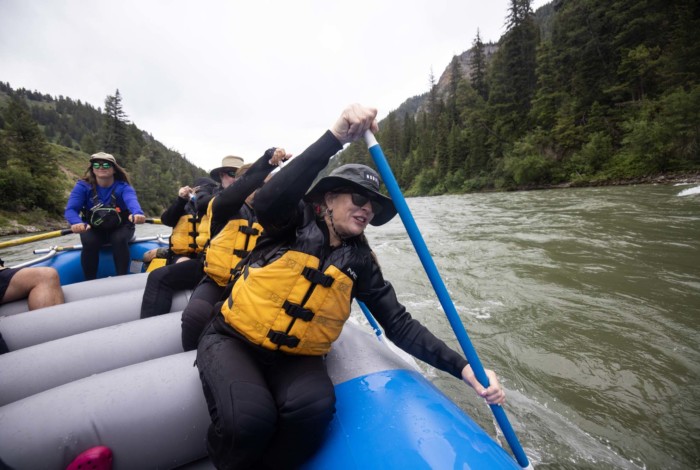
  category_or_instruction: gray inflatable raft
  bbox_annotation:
[0,322,413,469]
[0,279,190,351]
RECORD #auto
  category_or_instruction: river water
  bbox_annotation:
[2,183,699,469]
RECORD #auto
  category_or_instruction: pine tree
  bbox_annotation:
[529,40,568,132]
[101,89,129,160]
[470,29,489,100]
[426,69,440,129]
[457,81,491,178]
[488,0,539,144]
[446,56,462,126]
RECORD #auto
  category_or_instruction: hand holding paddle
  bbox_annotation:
[71,223,90,233]
[331,104,379,145]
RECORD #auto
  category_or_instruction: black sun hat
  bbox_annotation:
[304,164,397,226]
[193,176,217,189]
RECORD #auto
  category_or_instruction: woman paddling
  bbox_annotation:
[196,103,506,469]
[64,152,146,280]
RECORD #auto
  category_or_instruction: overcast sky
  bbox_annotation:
[0,0,548,172]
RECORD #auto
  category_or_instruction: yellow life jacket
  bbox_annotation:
[203,213,263,286]
[169,213,200,255]
[195,198,214,252]
[221,250,354,355]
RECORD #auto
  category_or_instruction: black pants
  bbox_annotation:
[180,276,225,351]
[197,317,336,470]
[80,224,135,280]
[140,258,204,318]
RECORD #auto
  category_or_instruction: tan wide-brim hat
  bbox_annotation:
[210,155,245,182]
[89,152,117,165]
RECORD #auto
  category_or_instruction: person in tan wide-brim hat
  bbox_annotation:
[64,151,146,280]
[209,155,245,183]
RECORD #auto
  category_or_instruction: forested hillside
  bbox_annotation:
[337,0,700,195]
[0,84,206,230]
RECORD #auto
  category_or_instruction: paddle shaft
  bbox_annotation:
[1,218,159,251]
[357,301,383,339]
[0,228,73,250]
[32,235,164,255]
[364,131,532,469]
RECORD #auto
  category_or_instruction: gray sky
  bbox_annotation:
[0,0,548,171]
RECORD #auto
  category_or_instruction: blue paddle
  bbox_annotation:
[364,131,533,469]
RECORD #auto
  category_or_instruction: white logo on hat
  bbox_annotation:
[364,173,379,185]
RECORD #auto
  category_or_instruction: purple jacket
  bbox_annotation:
[64,180,144,226]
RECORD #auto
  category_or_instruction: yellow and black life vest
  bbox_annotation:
[195,198,215,252]
[203,204,262,286]
[220,206,371,355]
[169,212,200,256]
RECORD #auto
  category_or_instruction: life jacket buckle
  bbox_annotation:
[233,249,249,258]
[283,300,315,322]
[238,226,260,236]
[301,267,334,288]
[267,330,300,348]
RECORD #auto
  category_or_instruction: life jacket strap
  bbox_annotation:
[233,249,250,258]
[301,267,334,288]
[238,226,260,236]
[267,330,300,348]
[283,300,315,322]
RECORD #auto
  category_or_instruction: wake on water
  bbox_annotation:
[677,185,700,197]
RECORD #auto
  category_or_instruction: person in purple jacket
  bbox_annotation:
[64,152,146,280]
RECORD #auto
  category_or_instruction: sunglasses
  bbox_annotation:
[335,190,383,215]
[222,170,237,178]
[92,162,112,169]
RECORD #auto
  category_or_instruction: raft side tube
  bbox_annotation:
[303,369,519,469]
[0,351,210,470]
[0,289,190,350]
[312,322,519,468]
[0,312,184,406]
